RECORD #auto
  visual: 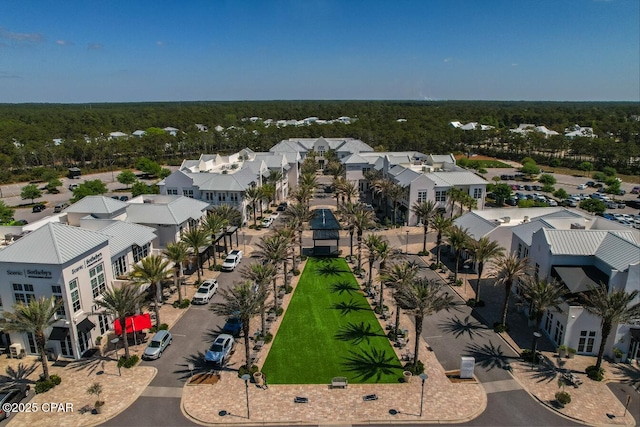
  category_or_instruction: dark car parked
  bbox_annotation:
[32,204,45,213]
[276,202,288,211]
[0,384,30,420]
[222,317,243,337]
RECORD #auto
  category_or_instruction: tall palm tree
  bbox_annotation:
[518,277,568,331]
[445,225,471,282]
[260,184,274,214]
[267,169,284,204]
[181,226,210,286]
[381,261,419,335]
[492,254,531,329]
[241,262,276,335]
[352,205,377,271]
[292,185,313,208]
[212,204,242,254]
[447,188,464,218]
[341,180,359,204]
[274,226,295,289]
[2,296,61,380]
[282,202,313,268]
[432,214,453,265]
[363,234,383,291]
[254,234,288,312]
[375,239,397,314]
[129,255,172,328]
[464,194,478,213]
[163,241,190,303]
[467,237,504,302]
[210,281,267,369]
[95,283,145,359]
[203,213,228,266]
[244,186,262,226]
[299,172,318,191]
[582,284,640,370]
[395,277,453,367]
[337,201,359,258]
[332,176,346,207]
[384,181,406,225]
[412,200,436,253]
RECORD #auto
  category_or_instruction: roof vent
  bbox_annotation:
[523,216,529,223]
[502,216,511,223]
[143,199,154,204]
[570,223,585,230]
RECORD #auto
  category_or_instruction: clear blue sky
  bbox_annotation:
[1,0,638,103]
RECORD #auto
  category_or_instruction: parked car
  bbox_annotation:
[32,204,45,213]
[142,330,172,360]
[577,184,587,189]
[68,183,79,191]
[222,250,243,271]
[261,217,274,228]
[631,186,640,194]
[562,199,578,207]
[204,334,235,365]
[617,201,626,209]
[276,202,288,211]
[586,181,595,187]
[505,198,518,206]
[222,316,243,337]
[192,279,219,304]
[0,384,30,420]
[53,202,69,213]
[524,185,532,191]
[547,199,558,207]
[119,195,129,201]
[605,201,618,209]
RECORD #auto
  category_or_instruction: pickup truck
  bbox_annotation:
[222,250,243,271]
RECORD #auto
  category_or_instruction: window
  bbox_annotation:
[417,191,428,203]
[362,167,371,173]
[98,314,110,335]
[230,193,238,202]
[26,332,37,354]
[51,285,65,317]
[517,243,523,259]
[112,255,127,277]
[554,321,564,344]
[473,188,482,199]
[0,295,3,309]
[544,312,553,334]
[69,279,81,313]
[182,189,194,198]
[90,264,106,298]
[167,188,178,195]
[218,193,226,202]
[578,331,596,353]
[13,283,35,305]
[317,147,325,156]
[435,190,447,202]
[534,263,540,280]
[132,244,150,263]
[60,334,73,357]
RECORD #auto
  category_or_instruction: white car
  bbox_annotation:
[547,199,558,207]
[577,184,587,190]
[222,250,243,271]
[261,217,274,228]
[192,279,218,304]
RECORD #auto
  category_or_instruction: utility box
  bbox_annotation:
[460,356,475,379]
[67,167,82,179]
[9,343,25,359]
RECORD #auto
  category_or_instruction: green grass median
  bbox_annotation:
[261,257,403,384]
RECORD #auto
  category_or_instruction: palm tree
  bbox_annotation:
[260,184,274,214]
[210,281,267,369]
[95,283,145,359]
[352,205,377,271]
[267,169,284,204]
[445,225,471,282]
[375,239,397,314]
[492,254,531,329]
[2,296,61,380]
[384,181,406,225]
[464,194,478,213]
[283,203,313,269]
[332,176,346,207]
[341,180,359,204]
[292,185,313,208]
[447,188,464,218]
[582,284,640,370]
[467,237,504,303]
[244,186,262,226]
[299,173,318,193]
[337,202,359,258]
[163,241,190,303]
[181,226,210,286]
[381,261,419,335]
[412,200,436,253]
[129,255,172,328]
[395,277,453,367]
[212,204,242,254]
[432,214,453,265]
[518,277,568,331]
[203,213,228,266]
[254,234,288,312]
[241,262,276,336]
[364,234,383,291]
[274,226,295,289]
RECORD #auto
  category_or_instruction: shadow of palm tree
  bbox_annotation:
[439,315,490,339]
[528,365,563,384]
[332,300,371,316]
[330,281,359,295]
[0,362,39,386]
[610,362,640,384]
[66,351,115,375]
[464,341,517,371]
[317,264,348,277]
[341,347,402,382]
[335,322,386,345]
[173,351,240,382]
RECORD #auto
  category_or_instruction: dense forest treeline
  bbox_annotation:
[0,101,638,183]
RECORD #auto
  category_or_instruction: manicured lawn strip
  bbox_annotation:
[261,257,403,384]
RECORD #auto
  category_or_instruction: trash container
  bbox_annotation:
[46,348,56,362]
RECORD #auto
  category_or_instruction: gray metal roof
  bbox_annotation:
[594,233,640,272]
[427,171,487,186]
[0,222,109,265]
[125,196,208,225]
[544,229,607,255]
[453,212,498,240]
[96,221,157,256]
[512,219,550,246]
[65,196,128,214]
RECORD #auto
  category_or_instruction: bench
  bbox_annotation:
[331,376,348,389]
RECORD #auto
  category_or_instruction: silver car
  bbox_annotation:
[142,330,172,360]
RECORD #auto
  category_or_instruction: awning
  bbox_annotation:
[630,329,640,341]
[551,266,609,294]
[77,318,96,335]
[114,313,152,335]
[48,327,69,341]
[313,229,340,240]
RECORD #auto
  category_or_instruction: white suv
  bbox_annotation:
[192,279,218,304]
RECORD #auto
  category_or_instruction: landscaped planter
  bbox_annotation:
[253,372,263,386]
[403,371,413,383]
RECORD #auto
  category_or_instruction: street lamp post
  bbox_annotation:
[418,373,428,417]
[405,230,409,254]
[241,373,251,418]
[531,331,542,370]
[111,337,121,376]
[243,232,246,253]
